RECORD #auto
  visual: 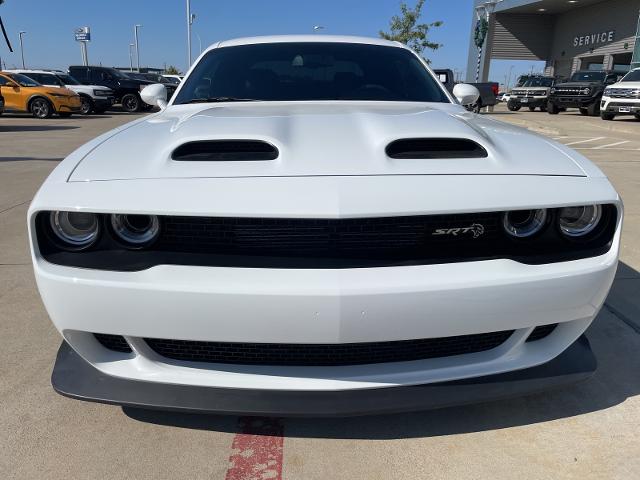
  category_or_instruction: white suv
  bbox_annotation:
[8,69,115,115]
[601,68,640,121]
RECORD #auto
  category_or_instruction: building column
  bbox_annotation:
[603,54,614,70]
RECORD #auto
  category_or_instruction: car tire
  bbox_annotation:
[507,101,520,111]
[601,112,615,121]
[635,114,640,121]
[58,112,73,118]
[121,93,141,113]
[587,102,600,116]
[547,102,559,114]
[528,106,536,112]
[79,96,93,115]
[540,104,547,112]
[579,108,589,116]
[29,97,53,119]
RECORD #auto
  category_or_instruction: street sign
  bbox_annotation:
[74,27,91,42]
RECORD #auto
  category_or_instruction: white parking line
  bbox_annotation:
[564,137,606,146]
[591,141,630,150]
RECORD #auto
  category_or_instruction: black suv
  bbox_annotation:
[547,70,626,116]
[68,66,153,112]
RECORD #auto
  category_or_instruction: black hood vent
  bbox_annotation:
[386,138,488,159]
[172,140,279,161]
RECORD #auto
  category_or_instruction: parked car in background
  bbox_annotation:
[162,74,183,85]
[32,35,621,416]
[126,72,178,99]
[7,69,114,115]
[69,66,152,113]
[433,69,498,113]
[547,70,626,116]
[600,67,640,121]
[0,71,81,118]
[507,76,557,112]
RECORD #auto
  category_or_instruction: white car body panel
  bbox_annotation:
[29,35,622,405]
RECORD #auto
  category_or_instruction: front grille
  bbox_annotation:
[525,324,558,342]
[144,330,514,366]
[94,333,132,353]
[158,213,501,259]
[606,88,640,99]
[553,87,589,96]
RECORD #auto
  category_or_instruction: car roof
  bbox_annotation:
[213,35,403,51]
[5,69,59,75]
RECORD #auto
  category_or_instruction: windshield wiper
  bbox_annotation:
[183,97,260,104]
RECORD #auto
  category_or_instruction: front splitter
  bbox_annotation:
[51,336,596,417]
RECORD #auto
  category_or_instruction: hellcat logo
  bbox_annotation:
[432,223,485,238]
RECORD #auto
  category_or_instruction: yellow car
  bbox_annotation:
[0,71,82,118]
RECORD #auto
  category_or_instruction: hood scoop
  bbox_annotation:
[172,140,279,161]
[386,138,488,159]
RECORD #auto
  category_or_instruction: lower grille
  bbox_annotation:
[94,333,132,353]
[526,324,558,342]
[144,331,514,366]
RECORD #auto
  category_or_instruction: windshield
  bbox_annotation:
[174,42,449,104]
[56,73,81,85]
[126,72,146,80]
[5,73,41,87]
[570,71,606,82]
[164,76,181,84]
[621,70,640,82]
[523,78,553,87]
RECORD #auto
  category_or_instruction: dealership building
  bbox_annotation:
[467,0,640,82]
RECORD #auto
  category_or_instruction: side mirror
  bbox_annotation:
[141,83,168,110]
[452,83,480,106]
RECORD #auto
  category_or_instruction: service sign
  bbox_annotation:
[573,30,615,48]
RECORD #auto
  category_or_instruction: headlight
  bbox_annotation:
[550,88,555,94]
[503,209,548,238]
[604,88,611,96]
[111,214,160,247]
[94,89,112,96]
[558,205,602,237]
[581,88,591,95]
[49,211,100,249]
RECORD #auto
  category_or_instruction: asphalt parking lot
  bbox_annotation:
[2,106,640,479]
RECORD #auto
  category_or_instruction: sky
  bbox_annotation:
[0,0,544,87]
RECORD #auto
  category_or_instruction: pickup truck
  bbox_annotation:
[547,70,626,116]
[433,69,498,113]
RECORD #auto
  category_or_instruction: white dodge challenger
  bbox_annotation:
[29,36,622,416]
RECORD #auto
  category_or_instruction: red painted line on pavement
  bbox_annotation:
[225,417,284,480]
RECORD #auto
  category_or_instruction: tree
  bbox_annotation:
[379,0,442,62]
[165,65,181,75]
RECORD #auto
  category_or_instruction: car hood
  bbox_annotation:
[69,102,587,181]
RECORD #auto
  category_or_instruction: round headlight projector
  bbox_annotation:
[558,205,602,237]
[49,211,100,249]
[110,214,160,246]
[503,209,547,238]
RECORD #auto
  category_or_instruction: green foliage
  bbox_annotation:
[474,18,489,48]
[165,65,181,75]
[379,0,443,62]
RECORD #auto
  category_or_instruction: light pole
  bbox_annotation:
[194,32,202,56]
[186,0,195,68]
[134,24,142,72]
[129,43,135,71]
[18,31,26,69]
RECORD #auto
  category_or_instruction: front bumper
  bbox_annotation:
[510,97,547,107]
[52,335,597,417]
[601,98,640,114]
[93,97,115,109]
[549,96,598,108]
